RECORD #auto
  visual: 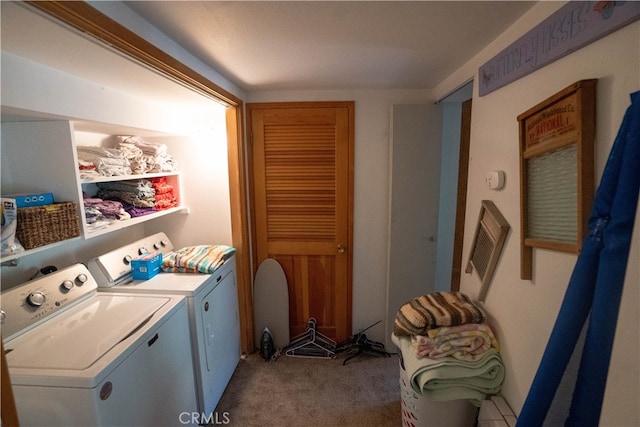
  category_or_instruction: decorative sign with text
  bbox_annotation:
[524,93,579,152]
[479,1,640,96]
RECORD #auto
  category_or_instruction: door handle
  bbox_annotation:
[337,244,346,254]
[147,333,159,347]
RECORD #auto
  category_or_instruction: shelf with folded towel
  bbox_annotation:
[75,130,185,239]
[1,118,187,248]
[79,173,184,238]
[82,206,187,239]
[80,171,180,184]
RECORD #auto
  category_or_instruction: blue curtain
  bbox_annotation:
[518,91,640,427]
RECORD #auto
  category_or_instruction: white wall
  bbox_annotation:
[438,3,639,425]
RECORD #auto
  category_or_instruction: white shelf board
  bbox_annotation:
[83,206,187,239]
[1,236,82,264]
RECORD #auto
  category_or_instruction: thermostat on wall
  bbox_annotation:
[486,170,505,190]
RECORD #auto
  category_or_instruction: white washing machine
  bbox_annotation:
[1,263,198,426]
[88,232,241,420]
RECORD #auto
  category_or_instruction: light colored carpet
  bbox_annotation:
[214,352,402,426]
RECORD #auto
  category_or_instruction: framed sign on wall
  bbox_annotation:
[518,79,597,280]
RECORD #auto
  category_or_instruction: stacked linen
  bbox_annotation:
[116,137,145,174]
[412,323,499,362]
[393,334,504,406]
[118,136,177,173]
[83,197,130,222]
[96,179,156,217]
[82,196,131,231]
[149,176,178,210]
[392,291,504,406]
[162,245,236,274]
[77,146,132,177]
[394,291,486,335]
[76,136,177,178]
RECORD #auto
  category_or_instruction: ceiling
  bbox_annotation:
[123,1,536,92]
[1,1,535,108]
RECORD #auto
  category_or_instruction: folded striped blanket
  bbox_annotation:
[394,291,485,336]
[162,245,235,274]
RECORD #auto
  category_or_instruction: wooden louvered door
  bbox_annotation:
[248,101,354,342]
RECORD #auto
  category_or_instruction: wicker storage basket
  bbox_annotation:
[16,202,80,249]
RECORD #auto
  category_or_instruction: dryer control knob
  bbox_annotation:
[76,273,88,285]
[61,280,74,291]
[0,310,6,324]
[123,255,132,265]
[27,291,46,307]
[154,240,168,249]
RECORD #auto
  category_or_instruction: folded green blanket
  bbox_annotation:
[393,333,504,406]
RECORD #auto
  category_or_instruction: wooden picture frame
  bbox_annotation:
[518,80,597,280]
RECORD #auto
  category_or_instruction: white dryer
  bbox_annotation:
[1,263,198,426]
[88,232,241,420]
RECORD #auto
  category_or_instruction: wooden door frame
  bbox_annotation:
[26,1,255,352]
[246,101,355,340]
[451,99,472,291]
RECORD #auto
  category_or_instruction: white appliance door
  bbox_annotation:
[12,302,198,426]
[6,295,166,377]
[198,268,241,416]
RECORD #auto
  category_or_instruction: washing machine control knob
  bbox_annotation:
[138,247,148,255]
[27,291,46,307]
[76,273,88,285]
[123,255,132,264]
[0,310,5,324]
[61,280,74,291]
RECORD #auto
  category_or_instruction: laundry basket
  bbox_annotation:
[399,355,477,427]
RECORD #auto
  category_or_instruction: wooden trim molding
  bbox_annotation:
[26,1,242,107]
[26,1,254,352]
[226,106,255,352]
[451,98,472,291]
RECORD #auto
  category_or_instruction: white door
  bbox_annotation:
[200,267,240,415]
[386,104,443,347]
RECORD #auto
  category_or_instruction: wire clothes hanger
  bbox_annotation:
[336,320,391,365]
[283,318,337,359]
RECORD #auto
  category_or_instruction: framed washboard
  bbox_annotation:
[518,80,596,280]
[465,200,510,302]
